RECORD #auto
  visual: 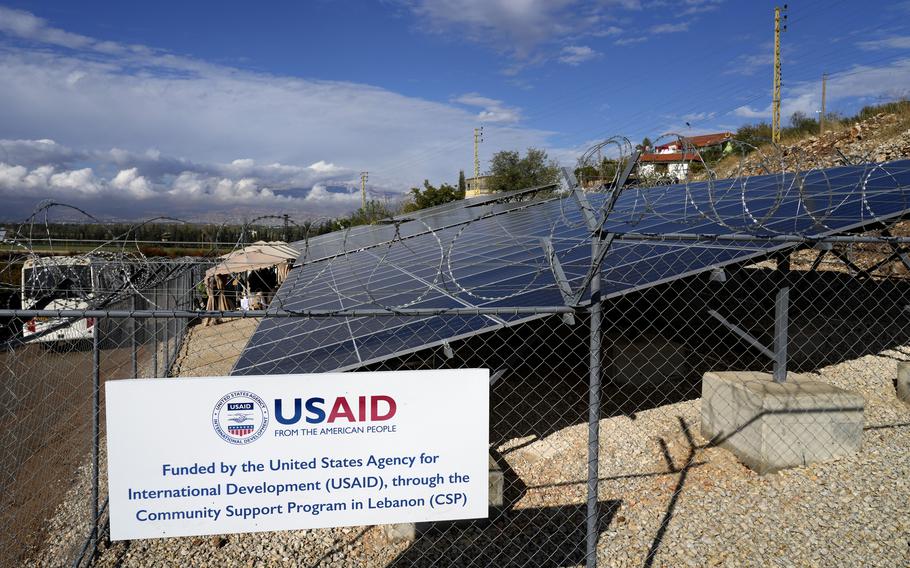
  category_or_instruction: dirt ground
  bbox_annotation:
[0,339,139,566]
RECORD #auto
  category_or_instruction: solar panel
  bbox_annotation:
[289,184,557,265]
[233,160,910,375]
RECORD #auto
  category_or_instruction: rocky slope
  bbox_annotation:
[714,111,910,178]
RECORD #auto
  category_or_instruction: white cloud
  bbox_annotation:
[0,8,555,218]
[680,111,717,122]
[728,58,910,125]
[679,0,724,16]
[0,137,83,167]
[402,0,639,60]
[651,22,689,34]
[452,93,523,123]
[110,168,154,198]
[0,138,371,217]
[614,36,647,46]
[858,36,910,50]
[304,183,361,205]
[724,52,771,76]
[591,26,623,38]
[405,0,577,57]
[0,6,93,50]
[733,105,771,119]
[781,59,910,118]
[308,160,342,174]
[558,45,599,66]
[0,162,101,195]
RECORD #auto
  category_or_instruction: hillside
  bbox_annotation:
[711,104,910,179]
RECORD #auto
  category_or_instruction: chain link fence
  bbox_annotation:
[1,240,908,567]
[0,261,204,567]
[2,154,910,566]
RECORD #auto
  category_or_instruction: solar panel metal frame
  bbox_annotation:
[232,160,910,376]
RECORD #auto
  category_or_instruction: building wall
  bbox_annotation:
[465,175,493,198]
[668,162,689,178]
[639,162,689,180]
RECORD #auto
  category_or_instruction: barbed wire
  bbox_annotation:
[3,137,910,328]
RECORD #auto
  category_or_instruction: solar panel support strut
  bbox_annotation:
[542,238,578,308]
[707,310,775,359]
[707,286,789,383]
[541,238,578,325]
[542,232,616,316]
[571,187,600,233]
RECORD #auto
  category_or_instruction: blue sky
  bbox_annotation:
[0,0,909,220]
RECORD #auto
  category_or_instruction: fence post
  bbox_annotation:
[152,316,158,379]
[772,286,789,382]
[586,235,603,568]
[131,294,138,379]
[773,252,790,383]
[90,315,100,557]
[165,277,173,376]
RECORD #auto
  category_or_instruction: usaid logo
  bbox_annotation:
[212,391,269,445]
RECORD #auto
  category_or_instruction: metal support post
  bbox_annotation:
[163,288,170,377]
[166,278,174,374]
[773,250,790,383]
[772,286,789,382]
[586,235,603,568]
[90,316,100,555]
[152,317,158,378]
[131,294,138,379]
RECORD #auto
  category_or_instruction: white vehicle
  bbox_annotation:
[22,256,97,343]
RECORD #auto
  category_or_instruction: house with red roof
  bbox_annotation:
[638,132,734,181]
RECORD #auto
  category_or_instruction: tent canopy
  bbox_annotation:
[205,241,297,279]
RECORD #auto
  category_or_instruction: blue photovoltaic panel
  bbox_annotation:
[233,160,910,375]
[289,184,557,265]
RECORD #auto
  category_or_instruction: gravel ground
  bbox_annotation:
[25,323,910,567]
[170,317,260,377]
[714,111,910,178]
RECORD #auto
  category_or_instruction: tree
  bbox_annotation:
[487,148,559,193]
[458,170,466,193]
[639,137,652,152]
[339,199,394,228]
[575,158,619,187]
[401,180,464,213]
[735,121,773,149]
[788,111,817,135]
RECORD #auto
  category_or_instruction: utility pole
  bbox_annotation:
[282,214,289,242]
[820,72,827,135]
[473,126,484,178]
[360,171,368,210]
[772,5,788,144]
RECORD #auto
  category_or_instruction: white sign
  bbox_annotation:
[106,369,489,540]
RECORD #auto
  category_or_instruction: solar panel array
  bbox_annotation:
[290,184,556,265]
[233,160,910,375]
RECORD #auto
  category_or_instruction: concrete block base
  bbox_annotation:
[382,454,504,542]
[701,371,864,474]
[383,523,417,541]
[897,362,910,404]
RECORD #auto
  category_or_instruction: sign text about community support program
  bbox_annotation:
[106,370,489,540]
